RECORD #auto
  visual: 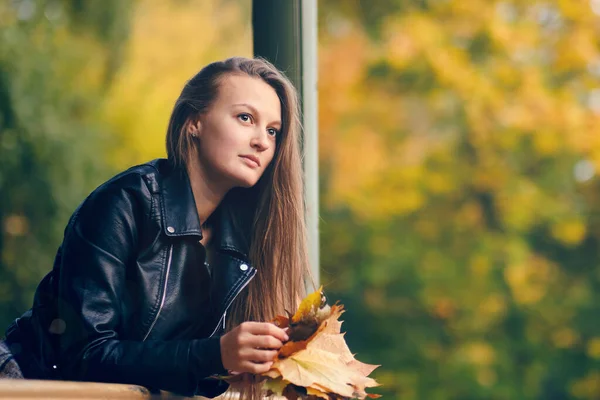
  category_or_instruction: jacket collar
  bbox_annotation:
[211,190,253,258]
[154,159,251,257]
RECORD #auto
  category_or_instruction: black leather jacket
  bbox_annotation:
[4,159,257,397]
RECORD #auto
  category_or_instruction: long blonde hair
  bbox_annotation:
[166,57,312,328]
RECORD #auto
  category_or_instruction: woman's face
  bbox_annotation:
[194,74,281,189]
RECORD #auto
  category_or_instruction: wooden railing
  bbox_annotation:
[0,380,288,399]
[0,380,209,399]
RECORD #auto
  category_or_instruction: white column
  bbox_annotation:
[302,0,319,286]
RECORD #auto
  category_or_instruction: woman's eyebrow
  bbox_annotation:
[232,103,281,127]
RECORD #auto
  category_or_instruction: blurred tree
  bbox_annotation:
[0,0,133,329]
[318,1,600,399]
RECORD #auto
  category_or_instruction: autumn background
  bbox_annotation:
[2,0,600,398]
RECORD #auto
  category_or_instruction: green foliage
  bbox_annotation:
[0,0,132,329]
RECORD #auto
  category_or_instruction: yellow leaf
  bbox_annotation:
[306,386,330,399]
[292,286,326,323]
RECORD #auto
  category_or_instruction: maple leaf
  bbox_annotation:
[225,288,381,400]
[292,285,328,324]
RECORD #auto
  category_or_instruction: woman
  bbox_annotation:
[0,57,312,398]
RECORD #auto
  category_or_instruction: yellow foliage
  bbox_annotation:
[316,0,600,397]
[51,27,109,95]
[551,219,587,246]
[555,27,599,72]
[102,0,251,168]
[532,131,563,156]
[497,180,541,232]
[318,0,600,231]
[586,338,600,359]
[382,25,419,69]
[477,294,507,321]
[460,342,496,367]
[425,171,455,194]
[470,254,491,278]
[570,371,600,399]
[552,328,578,349]
[327,128,387,206]
[319,26,370,156]
[504,255,557,305]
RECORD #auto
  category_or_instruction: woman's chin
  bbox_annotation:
[233,175,260,189]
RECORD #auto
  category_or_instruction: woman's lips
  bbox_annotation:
[240,155,260,168]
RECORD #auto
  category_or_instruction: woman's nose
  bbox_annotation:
[250,129,270,151]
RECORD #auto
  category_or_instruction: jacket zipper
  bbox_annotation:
[209,268,256,338]
[142,245,173,341]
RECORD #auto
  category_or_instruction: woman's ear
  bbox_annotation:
[187,119,202,139]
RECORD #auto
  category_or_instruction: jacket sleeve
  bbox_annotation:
[56,175,227,397]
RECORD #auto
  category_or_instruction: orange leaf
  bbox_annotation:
[272,315,290,329]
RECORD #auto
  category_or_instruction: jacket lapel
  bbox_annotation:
[158,161,203,239]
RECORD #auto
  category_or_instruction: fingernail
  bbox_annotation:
[284,334,289,341]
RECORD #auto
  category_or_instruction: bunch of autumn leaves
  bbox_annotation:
[223,287,380,400]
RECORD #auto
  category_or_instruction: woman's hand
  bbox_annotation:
[220,321,289,374]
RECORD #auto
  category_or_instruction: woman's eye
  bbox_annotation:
[238,113,252,123]
[267,128,278,137]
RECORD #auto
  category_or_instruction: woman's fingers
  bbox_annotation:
[237,333,283,350]
[240,361,273,374]
[247,348,278,362]
[253,334,284,350]
[221,321,289,373]
[241,321,289,342]
[239,346,279,362]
